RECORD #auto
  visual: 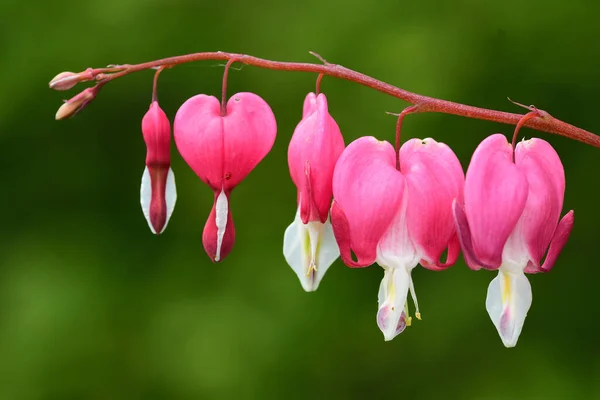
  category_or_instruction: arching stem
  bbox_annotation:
[52,51,600,148]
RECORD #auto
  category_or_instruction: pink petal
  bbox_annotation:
[464,134,529,268]
[142,102,172,166]
[400,138,464,269]
[515,138,566,268]
[331,137,404,267]
[526,210,574,273]
[174,93,277,191]
[452,199,491,270]
[288,93,345,223]
[420,234,461,271]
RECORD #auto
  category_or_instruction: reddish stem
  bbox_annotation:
[221,58,238,116]
[152,67,164,103]
[512,111,541,149]
[393,105,420,169]
[62,51,599,148]
[315,73,324,95]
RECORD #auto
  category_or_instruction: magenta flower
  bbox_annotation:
[453,133,574,347]
[331,136,464,340]
[174,92,277,262]
[283,93,345,291]
[140,101,177,234]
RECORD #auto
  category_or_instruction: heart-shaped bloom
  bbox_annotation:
[283,93,345,291]
[140,101,177,234]
[453,133,574,347]
[174,92,276,262]
[331,136,464,340]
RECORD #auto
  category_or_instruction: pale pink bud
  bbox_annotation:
[174,92,277,262]
[49,68,95,91]
[55,86,98,120]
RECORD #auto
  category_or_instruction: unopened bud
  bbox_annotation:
[55,86,99,120]
[140,101,177,235]
[49,68,95,91]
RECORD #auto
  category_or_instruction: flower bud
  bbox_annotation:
[55,86,99,120]
[140,102,177,235]
[49,68,95,91]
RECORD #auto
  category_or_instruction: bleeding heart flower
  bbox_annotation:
[283,93,345,291]
[331,136,464,341]
[453,133,574,347]
[174,92,277,262]
[140,101,177,234]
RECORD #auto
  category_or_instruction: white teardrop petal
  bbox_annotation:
[214,189,229,262]
[377,267,410,341]
[283,208,339,292]
[312,217,340,289]
[140,167,156,234]
[161,167,177,234]
[486,269,532,348]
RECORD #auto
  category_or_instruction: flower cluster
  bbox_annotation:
[50,64,574,348]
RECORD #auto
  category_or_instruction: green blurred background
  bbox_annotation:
[1,0,599,399]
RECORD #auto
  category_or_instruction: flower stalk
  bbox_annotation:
[51,51,600,148]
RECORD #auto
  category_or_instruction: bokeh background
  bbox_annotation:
[1,0,599,399]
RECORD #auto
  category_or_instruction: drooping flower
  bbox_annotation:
[140,101,177,234]
[283,93,345,291]
[174,92,277,262]
[331,136,464,340]
[453,133,574,347]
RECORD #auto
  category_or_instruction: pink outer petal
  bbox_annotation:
[174,93,276,191]
[202,191,235,263]
[420,234,461,271]
[453,199,494,270]
[515,138,566,268]
[400,138,464,270]
[525,210,574,273]
[464,134,529,268]
[331,137,404,267]
[142,101,171,166]
[288,93,345,223]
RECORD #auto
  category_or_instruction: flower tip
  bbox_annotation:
[140,167,177,235]
[49,72,79,91]
[49,69,95,91]
[202,190,235,263]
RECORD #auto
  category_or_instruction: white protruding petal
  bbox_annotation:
[214,189,228,262]
[283,208,340,292]
[140,167,177,234]
[140,167,155,234]
[377,267,410,341]
[486,269,532,348]
[163,167,177,233]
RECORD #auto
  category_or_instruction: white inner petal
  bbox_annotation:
[140,167,155,234]
[377,267,411,341]
[283,208,340,292]
[502,219,530,272]
[161,167,177,234]
[486,268,532,348]
[375,194,420,271]
[214,189,229,262]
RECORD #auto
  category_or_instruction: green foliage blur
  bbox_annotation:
[1,0,599,398]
